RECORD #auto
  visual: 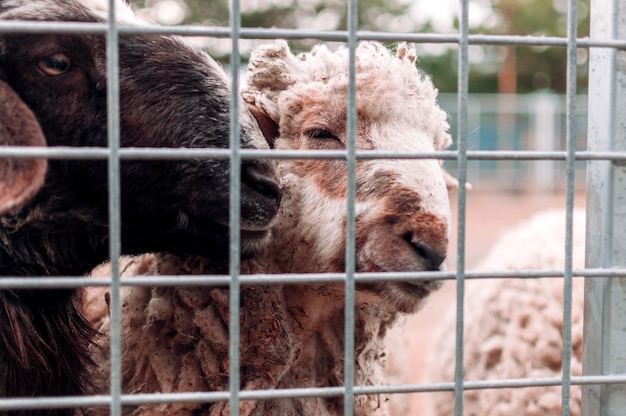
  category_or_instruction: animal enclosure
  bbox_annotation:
[0,0,625,415]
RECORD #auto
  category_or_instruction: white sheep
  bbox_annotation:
[426,208,585,416]
[0,0,279,411]
[85,40,454,416]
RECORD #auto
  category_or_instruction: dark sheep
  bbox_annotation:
[0,0,281,413]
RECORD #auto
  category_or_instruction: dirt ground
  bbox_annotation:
[389,188,587,415]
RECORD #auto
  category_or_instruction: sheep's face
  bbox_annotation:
[0,0,281,273]
[277,86,450,312]
[246,41,452,313]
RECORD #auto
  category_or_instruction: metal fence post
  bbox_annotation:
[583,0,626,414]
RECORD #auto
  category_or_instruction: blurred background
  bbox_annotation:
[128,0,590,191]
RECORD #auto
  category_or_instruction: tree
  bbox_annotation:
[130,0,590,94]
[473,0,590,93]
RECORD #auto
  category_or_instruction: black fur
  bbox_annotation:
[0,1,280,413]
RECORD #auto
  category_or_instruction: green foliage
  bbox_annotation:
[129,0,590,94]
[472,0,590,93]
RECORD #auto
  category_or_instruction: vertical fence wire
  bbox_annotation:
[106,1,122,415]
[561,0,579,413]
[453,0,470,414]
[343,0,358,414]
[228,0,243,414]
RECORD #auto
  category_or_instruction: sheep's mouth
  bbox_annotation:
[186,213,272,239]
[356,277,442,313]
[357,262,443,312]
[359,259,441,289]
[394,280,440,299]
[239,165,282,229]
[355,230,447,311]
[241,166,282,204]
[239,187,281,231]
[179,164,281,238]
[359,233,447,274]
[168,212,271,260]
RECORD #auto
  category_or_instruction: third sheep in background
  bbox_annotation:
[427,208,585,416]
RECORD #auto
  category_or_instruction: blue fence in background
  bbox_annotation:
[440,93,588,191]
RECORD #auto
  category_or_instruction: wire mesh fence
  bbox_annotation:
[0,0,625,415]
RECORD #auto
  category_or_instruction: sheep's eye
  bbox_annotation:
[37,53,72,77]
[307,129,339,141]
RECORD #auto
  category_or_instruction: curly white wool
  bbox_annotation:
[427,208,585,416]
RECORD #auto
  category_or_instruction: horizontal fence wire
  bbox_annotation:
[3,374,626,412]
[0,0,624,414]
[5,147,626,161]
[0,148,584,160]
[0,19,625,49]
[3,269,626,290]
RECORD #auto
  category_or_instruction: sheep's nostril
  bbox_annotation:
[241,166,282,204]
[404,235,446,271]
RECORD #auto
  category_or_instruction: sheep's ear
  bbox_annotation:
[0,80,47,215]
[443,169,472,191]
[247,103,279,149]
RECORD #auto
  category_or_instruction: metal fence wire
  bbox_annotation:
[0,0,625,415]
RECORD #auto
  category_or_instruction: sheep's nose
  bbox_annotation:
[241,165,282,205]
[404,236,447,271]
